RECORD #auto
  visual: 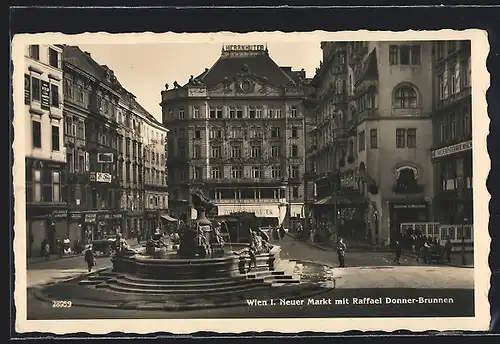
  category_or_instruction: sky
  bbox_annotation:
[78,42,322,120]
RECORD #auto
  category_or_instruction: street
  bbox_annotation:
[26,235,474,319]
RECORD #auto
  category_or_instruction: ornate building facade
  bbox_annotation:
[430,41,472,228]
[162,45,308,228]
[307,41,435,246]
[24,44,65,257]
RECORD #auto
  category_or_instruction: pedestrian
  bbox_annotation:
[394,239,402,264]
[84,245,96,272]
[279,226,286,240]
[337,238,347,268]
[445,236,452,263]
[56,236,63,258]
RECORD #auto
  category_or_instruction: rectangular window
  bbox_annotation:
[42,168,53,202]
[290,166,299,179]
[209,108,216,119]
[255,108,262,118]
[251,166,262,178]
[52,171,60,202]
[249,108,256,118]
[229,108,236,119]
[396,128,406,148]
[251,146,261,158]
[67,151,74,173]
[193,107,200,119]
[31,77,41,101]
[49,48,59,68]
[270,127,280,138]
[400,45,411,65]
[268,109,275,118]
[211,146,221,158]
[193,145,201,158]
[358,130,365,151]
[216,108,223,118]
[236,108,243,119]
[231,145,242,158]
[450,112,457,140]
[291,127,298,138]
[50,84,59,107]
[78,154,85,173]
[438,74,445,100]
[271,166,281,179]
[370,129,378,149]
[461,59,469,88]
[231,167,242,179]
[211,167,221,179]
[51,125,60,151]
[76,84,84,103]
[407,128,417,148]
[33,169,41,202]
[29,45,40,60]
[178,109,185,119]
[194,167,202,180]
[195,130,201,139]
[389,45,399,65]
[463,107,471,137]
[290,106,298,118]
[449,67,456,94]
[411,45,421,65]
[271,145,280,158]
[291,144,298,157]
[292,187,299,198]
[32,120,41,148]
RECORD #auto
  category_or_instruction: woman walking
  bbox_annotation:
[84,245,96,272]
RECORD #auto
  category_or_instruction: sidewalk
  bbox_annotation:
[27,239,145,266]
[402,251,474,268]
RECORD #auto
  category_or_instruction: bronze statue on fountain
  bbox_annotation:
[177,189,225,258]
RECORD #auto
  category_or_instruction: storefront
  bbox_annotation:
[389,202,429,243]
[215,203,284,228]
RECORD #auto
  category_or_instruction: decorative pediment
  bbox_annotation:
[208,74,281,97]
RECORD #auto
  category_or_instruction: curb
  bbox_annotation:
[30,267,109,289]
[32,282,333,311]
[402,252,474,269]
[285,233,392,253]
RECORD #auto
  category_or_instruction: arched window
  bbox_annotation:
[394,86,418,109]
[396,168,418,190]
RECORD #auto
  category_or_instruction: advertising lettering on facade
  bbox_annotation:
[40,80,50,110]
[224,44,265,51]
[84,213,97,223]
[112,213,122,219]
[392,203,427,209]
[97,152,114,163]
[432,140,472,159]
[24,74,30,105]
[69,212,83,221]
[95,172,112,183]
[52,210,68,219]
[218,205,277,217]
[97,213,111,221]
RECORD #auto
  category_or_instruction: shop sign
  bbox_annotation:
[69,212,82,221]
[432,141,472,159]
[224,44,265,51]
[52,210,68,218]
[41,80,50,110]
[112,213,122,219]
[217,204,278,217]
[84,213,97,223]
[392,203,427,209]
[24,74,30,105]
[97,213,112,220]
[90,172,112,183]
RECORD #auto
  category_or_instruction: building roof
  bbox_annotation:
[62,45,125,91]
[195,50,295,87]
[131,98,164,128]
[356,48,379,84]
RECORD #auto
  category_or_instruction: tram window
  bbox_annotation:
[457,226,464,238]
[465,226,472,239]
[441,229,447,240]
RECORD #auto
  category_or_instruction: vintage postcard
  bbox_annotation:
[12,30,490,334]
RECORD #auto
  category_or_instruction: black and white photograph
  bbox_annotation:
[12,31,489,333]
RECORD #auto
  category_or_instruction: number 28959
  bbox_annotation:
[52,301,72,308]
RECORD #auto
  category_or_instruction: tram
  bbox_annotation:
[400,222,474,252]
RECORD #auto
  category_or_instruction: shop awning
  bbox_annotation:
[160,214,178,222]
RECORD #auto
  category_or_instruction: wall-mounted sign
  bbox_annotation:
[41,80,50,110]
[432,140,472,159]
[52,210,68,218]
[395,165,419,180]
[224,44,265,51]
[392,203,427,209]
[24,74,31,105]
[217,204,278,217]
[97,152,114,163]
[92,172,112,183]
[84,213,97,223]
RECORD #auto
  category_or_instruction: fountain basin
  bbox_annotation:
[112,243,281,280]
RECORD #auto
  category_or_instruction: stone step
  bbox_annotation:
[114,275,265,290]
[103,279,272,295]
[78,280,103,286]
[88,275,114,281]
[120,273,249,286]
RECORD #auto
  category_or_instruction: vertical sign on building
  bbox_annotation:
[85,152,90,172]
[24,74,31,105]
[41,80,50,109]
